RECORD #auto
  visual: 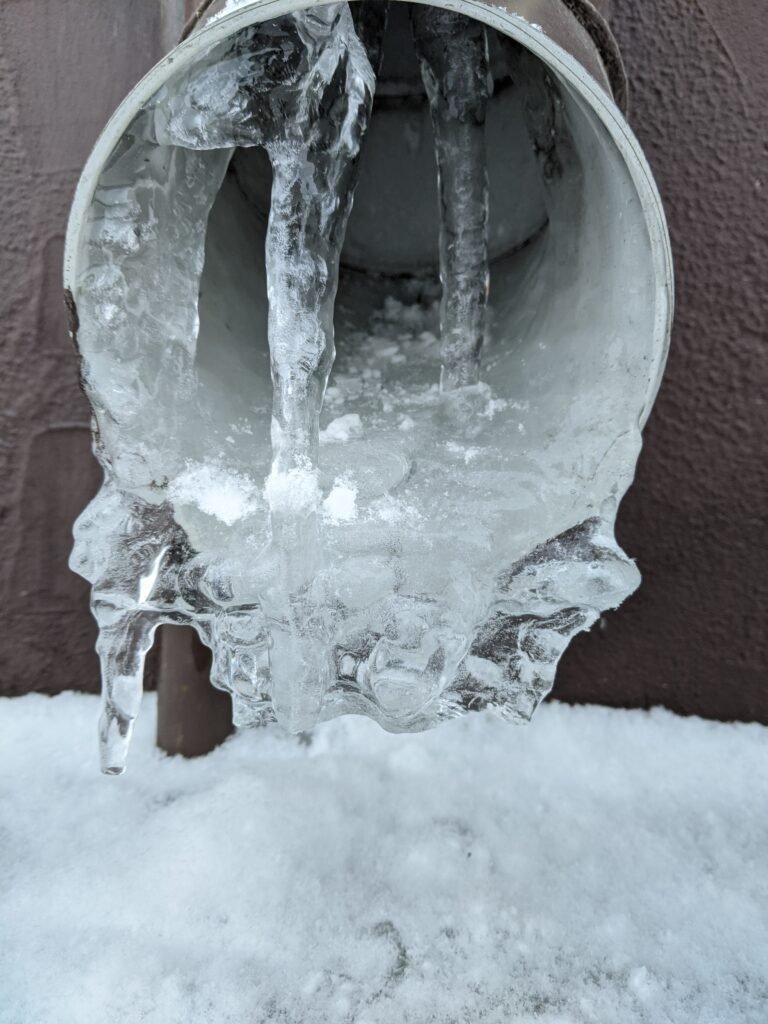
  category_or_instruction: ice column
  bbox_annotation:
[157,3,378,732]
[412,8,492,390]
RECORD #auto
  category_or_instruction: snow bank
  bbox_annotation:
[1,695,766,1023]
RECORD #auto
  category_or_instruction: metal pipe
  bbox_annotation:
[156,625,233,758]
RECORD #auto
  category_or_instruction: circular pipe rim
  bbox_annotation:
[184,0,628,112]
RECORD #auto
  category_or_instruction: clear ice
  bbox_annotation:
[69,6,643,772]
[412,8,492,390]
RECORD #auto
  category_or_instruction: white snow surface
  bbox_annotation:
[1,695,766,1024]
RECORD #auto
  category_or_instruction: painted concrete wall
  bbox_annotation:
[1,1,765,721]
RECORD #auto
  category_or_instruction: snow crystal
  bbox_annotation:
[169,462,261,526]
[323,478,358,523]
[446,441,481,464]
[319,413,364,444]
[1,695,766,1023]
[264,464,320,515]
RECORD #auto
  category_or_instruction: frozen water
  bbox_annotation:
[153,3,380,733]
[75,5,381,761]
[412,8,492,389]
[2,694,767,1023]
[70,8,646,771]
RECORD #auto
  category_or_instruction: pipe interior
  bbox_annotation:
[65,1,668,735]
[194,3,658,528]
[72,2,663,563]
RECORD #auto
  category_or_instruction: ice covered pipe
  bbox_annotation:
[64,0,672,773]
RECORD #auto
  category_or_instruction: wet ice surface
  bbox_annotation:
[71,10,642,771]
[2,694,767,1024]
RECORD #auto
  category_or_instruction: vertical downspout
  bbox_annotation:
[154,0,234,760]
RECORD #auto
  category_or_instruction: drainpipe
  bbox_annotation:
[65,0,672,767]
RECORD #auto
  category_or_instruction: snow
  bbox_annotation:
[264,464,321,514]
[169,462,261,526]
[323,479,358,523]
[209,0,260,23]
[320,414,365,444]
[1,694,766,1024]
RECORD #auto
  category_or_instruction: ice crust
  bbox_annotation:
[71,7,643,772]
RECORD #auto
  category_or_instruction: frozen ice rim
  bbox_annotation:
[64,0,672,772]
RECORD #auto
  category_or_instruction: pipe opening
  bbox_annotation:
[67,0,671,763]
[190,4,658,527]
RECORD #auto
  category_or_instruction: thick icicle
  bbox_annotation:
[499,37,572,187]
[352,0,389,73]
[260,6,377,731]
[96,612,156,774]
[155,3,378,732]
[73,132,230,773]
[411,8,492,390]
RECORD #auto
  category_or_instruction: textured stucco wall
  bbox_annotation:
[554,0,768,721]
[0,1,182,695]
[1,1,765,720]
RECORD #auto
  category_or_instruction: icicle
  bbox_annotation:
[155,3,378,732]
[96,613,157,774]
[412,8,492,390]
[69,5,650,768]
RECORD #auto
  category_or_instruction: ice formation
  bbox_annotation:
[411,7,491,389]
[69,5,652,773]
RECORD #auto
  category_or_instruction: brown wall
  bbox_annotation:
[0,0,190,694]
[1,1,765,719]
[555,0,768,720]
